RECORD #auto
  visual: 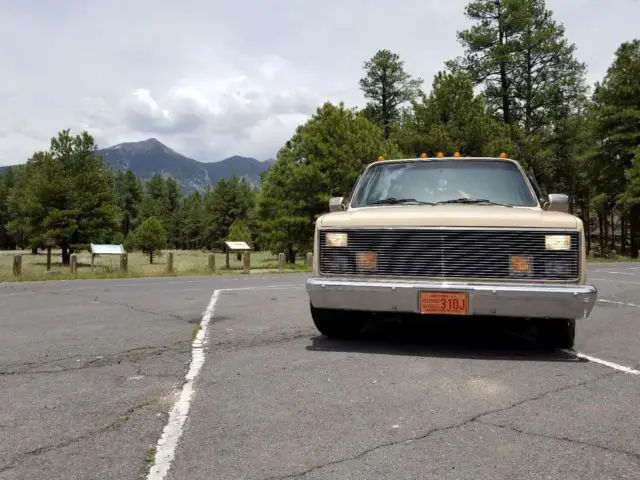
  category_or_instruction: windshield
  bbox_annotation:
[350,160,539,208]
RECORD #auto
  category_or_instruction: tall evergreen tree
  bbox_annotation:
[450,0,589,189]
[257,102,401,262]
[392,69,513,157]
[7,130,118,264]
[0,167,21,249]
[202,176,256,250]
[452,0,587,133]
[114,169,143,237]
[590,40,640,257]
[359,49,423,139]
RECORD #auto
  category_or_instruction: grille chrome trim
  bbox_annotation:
[318,227,581,282]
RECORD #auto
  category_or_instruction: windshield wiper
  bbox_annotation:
[435,198,513,207]
[371,197,434,205]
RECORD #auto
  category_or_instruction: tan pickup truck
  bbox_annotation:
[306,154,598,349]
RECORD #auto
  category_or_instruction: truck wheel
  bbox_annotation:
[310,303,364,339]
[537,319,576,349]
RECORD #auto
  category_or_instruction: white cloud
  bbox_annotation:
[1,0,639,165]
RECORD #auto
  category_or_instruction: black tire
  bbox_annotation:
[537,319,576,349]
[310,303,364,339]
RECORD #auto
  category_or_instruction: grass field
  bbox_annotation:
[0,248,637,283]
[0,249,310,282]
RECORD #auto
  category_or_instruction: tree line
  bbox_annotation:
[1,0,639,262]
[0,143,259,264]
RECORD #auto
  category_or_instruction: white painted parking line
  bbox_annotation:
[591,277,640,286]
[0,282,206,297]
[218,283,304,292]
[591,265,640,273]
[0,276,306,297]
[146,289,220,480]
[145,283,305,480]
[598,298,640,309]
[561,350,640,375]
[507,327,640,376]
[597,271,635,275]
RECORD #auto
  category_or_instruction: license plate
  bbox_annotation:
[419,291,469,315]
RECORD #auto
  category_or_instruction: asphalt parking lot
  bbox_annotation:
[0,265,639,479]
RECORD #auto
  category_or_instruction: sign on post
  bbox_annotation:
[90,243,126,272]
[224,241,251,271]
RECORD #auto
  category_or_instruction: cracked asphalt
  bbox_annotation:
[1,265,640,479]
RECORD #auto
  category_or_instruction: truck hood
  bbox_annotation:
[318,205,579,229]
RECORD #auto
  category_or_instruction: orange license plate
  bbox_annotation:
[419,291,469,315]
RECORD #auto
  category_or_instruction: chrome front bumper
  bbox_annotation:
[306,277,598,320]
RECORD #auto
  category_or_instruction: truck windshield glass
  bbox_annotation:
[350,160,539,208]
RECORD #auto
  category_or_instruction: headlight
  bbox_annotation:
[325,232,348,247]
[545,235,571,251]
[544,262,571,277]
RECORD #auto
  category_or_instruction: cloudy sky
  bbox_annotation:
[1,0,639,165]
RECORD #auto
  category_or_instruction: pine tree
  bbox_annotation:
[257,102,401,261]
[590,40,640,257]
[359,50,423,139]
[7,130,118,264]
[392,69,513,157]
[114,169,143,237]
[452,0,587,133]
[450,0,589,191]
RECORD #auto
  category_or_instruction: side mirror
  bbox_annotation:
[545,193,569,213]
[329,196,345,213]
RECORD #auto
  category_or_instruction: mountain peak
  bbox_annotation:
[109,137,161,148]
[106,137,180,156]
[95,139,274,194]
[1,140,275,191]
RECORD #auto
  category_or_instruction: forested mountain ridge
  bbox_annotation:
[0,138,274,194]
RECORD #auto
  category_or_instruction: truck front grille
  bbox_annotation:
[318,228,580,281]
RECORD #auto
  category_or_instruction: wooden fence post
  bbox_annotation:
[278,252,285,272]
[306,252,313,269]
[13,255,22,278]
[120,253,128,273]
[243,251,251,274]
[45,238,54,271]
[166,252,174,274]
[70,255,77,275]
[208,253,216,273]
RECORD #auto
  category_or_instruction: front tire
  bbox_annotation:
[537,319,576,349]
[310,303,364,339]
